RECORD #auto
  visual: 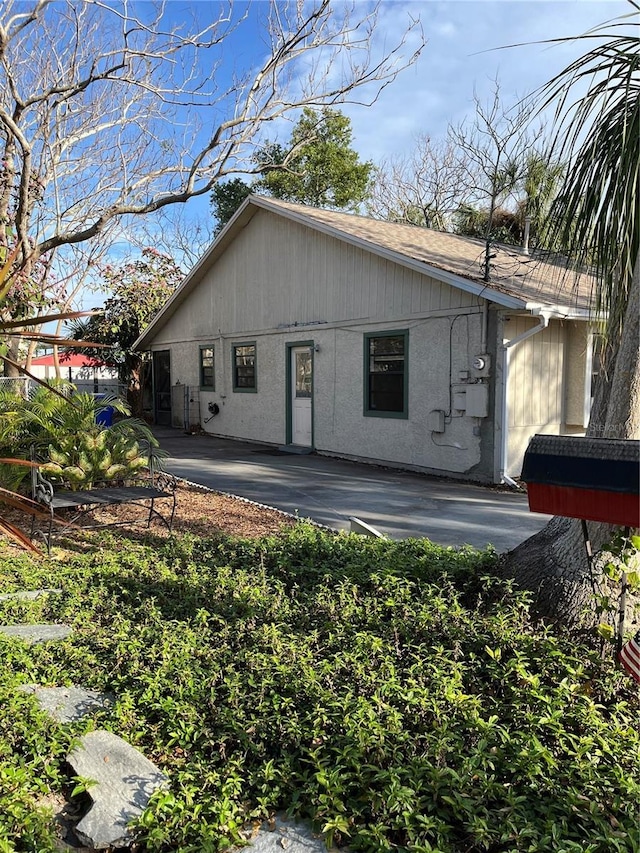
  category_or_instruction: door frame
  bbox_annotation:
[285,340,314,447]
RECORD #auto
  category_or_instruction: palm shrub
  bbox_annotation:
[0,381,162,492]
[40,422,152,490]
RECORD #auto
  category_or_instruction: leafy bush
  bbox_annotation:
[0,382,161,492]
[0,528,637,852]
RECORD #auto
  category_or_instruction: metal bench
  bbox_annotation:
[31,459,177,552]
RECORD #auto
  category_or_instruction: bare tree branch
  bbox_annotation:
[0,0,424,272]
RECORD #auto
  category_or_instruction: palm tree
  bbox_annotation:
[503,6,640,623]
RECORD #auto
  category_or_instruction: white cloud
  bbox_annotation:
[341,0,632,161]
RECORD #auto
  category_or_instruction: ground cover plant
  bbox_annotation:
[0,526,638,853]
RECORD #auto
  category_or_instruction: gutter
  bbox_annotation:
[499,310,551,488]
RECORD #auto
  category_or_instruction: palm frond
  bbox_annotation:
[0,518,42,554]
[538,28,640,323]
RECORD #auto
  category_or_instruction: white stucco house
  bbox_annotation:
[134,195,597,484]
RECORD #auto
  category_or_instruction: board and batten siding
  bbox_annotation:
[504,316,589,477]
[150,208,477,349]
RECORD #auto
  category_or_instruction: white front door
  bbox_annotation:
[291,346,313,447]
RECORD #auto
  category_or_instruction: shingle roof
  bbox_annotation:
[253,196,597,313]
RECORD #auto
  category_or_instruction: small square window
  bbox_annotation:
[199,346,215,389]
[364,331,408,418]
[233,343,256,391]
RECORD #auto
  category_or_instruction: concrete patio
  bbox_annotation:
[153,427,550,552]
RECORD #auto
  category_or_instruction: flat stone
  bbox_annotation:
[244,815,332,853]
[0,588,63,601]
[0,623,72,643]
[67,730,169,849]
[19,685,115,723]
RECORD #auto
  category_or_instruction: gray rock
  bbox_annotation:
[67,730,168,849]
[0,588,62,601]
[0,623,72,643]
[19,685,115,723]
[244,815,333,853]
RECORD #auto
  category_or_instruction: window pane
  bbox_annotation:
[234,345,256,388]
[295,351,312,398]
[367,335,405,413]
[200,347,215,388]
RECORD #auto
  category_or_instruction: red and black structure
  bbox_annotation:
[521,435,639,529]
[521,434,639,664]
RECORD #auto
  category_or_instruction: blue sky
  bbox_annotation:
[110,0,634,261]
[158,0,633,164]
[311,0,632,164]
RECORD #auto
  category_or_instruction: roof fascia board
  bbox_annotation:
[250,196,528,310]
[525,302,593,320]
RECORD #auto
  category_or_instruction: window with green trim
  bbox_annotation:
[364,331,408,417]
[233,343,256,391]
[199,346,215,389]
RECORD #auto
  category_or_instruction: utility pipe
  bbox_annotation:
[499,311,551,488]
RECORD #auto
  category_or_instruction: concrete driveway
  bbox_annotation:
[153,428,550,552]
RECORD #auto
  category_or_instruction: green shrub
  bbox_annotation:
[0,529,637,852]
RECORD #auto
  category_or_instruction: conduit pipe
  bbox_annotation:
[499,311,551,488]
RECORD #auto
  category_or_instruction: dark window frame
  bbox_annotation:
[199,345,216,390]
[363,330,409,419]
[232,342,257,392]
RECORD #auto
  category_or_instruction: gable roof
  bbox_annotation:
[136,195,597,350]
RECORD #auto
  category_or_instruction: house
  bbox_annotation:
[134,195,597,484]
[29,353,120,396]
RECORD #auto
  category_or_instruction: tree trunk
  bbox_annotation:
[3,336,22,377]
[502,253,640,624]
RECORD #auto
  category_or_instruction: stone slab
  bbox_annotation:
[67,730,168,849]
[0,623,72,643]
[0,588,62,601]
[244,816,331,853]
[19,685,115,723]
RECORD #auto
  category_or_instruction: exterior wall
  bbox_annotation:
[150,209,476,343]
[150,209,494,479]
[504,316,589,477]
[564,321,590,428]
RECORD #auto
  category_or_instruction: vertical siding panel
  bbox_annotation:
[555,322,565,422]
[411,269,422,313]
[353,250,371,317]
[530,332,540,425]
[419,276,431,313]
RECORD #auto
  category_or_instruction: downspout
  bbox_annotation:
[499,311,551,488]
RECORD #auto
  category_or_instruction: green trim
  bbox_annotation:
[285,341,315,447]
[199,344,215,390]
[232,341,257,392]
[363,330,409,419]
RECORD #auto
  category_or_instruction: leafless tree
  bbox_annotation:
[367,135,473,231]
[448,81,543,280]
[0,0,424,363]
